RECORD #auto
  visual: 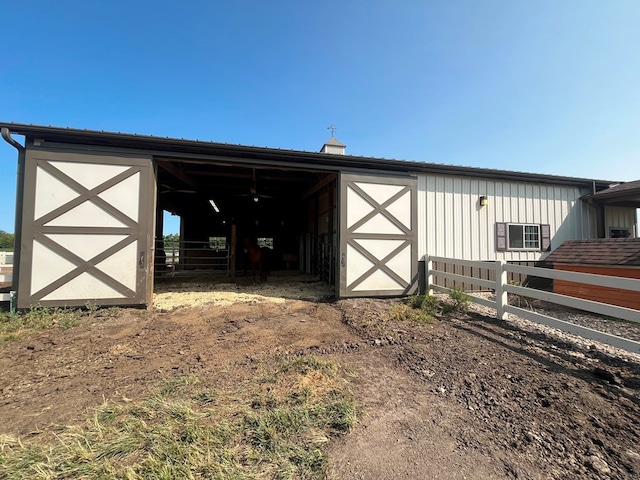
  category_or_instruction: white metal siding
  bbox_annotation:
[604,206,637,237]
[418,174,592,261]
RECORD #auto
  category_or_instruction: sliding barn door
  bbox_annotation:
[18,148,155,308]
[339,173,417,297]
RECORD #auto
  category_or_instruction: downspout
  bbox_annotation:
[591,181,603,239]
[583,181,604,239]
[1,128,26,311]
[1,128,24,151]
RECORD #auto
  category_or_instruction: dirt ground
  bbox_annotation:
[1,272,639,479]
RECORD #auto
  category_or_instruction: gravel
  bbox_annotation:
[465,292,640,363]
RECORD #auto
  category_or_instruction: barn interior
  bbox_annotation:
[154,156,338,284]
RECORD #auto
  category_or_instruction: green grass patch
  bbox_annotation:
[405,289,470,319]
[443,286,470,314]
[0,305,83,343]
[390,303,434,323]
[0,356,357,479]
[0,305,124,343]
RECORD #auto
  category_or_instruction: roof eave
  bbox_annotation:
[0,122,617,188]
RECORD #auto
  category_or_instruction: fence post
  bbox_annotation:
[426,255,434,296]
[495,260,508,320]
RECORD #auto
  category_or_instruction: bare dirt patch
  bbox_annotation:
[1,276,640,479]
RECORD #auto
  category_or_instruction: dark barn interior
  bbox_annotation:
[155,156,338,283]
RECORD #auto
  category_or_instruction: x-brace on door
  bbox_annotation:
[18,148,155,308]
[339,173,418,297]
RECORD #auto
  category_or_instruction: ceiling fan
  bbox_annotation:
[235,169,274,202]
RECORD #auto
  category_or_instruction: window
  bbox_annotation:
[508,224,539,249]
[609,228,631,238]
[208,236,227,251]
[496,223,550,251]
[257,237,274,249]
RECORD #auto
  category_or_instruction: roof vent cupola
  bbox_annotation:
[320,125,346,155]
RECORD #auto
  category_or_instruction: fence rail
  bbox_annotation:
[0,252,13,303]
[426,255,640,354]
[159,241,231,275]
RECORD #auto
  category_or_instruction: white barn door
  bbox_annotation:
[339,173,418,297]
[18,149,155,308]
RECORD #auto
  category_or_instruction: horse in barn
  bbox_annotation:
[243,237,269,282]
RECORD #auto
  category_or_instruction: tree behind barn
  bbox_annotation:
[0,231,14,250]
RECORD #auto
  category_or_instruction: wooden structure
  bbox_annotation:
[545,238,640,310]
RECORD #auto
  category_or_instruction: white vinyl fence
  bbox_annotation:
[0,252,13,303]
[425,255,640,354]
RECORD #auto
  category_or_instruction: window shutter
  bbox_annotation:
[496,223,507,251]
[540,224,551,251]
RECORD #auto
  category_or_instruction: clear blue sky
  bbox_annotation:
[1,0,639,234]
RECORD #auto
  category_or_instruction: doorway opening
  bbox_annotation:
[154,158,338,288]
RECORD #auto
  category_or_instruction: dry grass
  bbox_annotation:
[153,272,333,310]
[0,356,356,479]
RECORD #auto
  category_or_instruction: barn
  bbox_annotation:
[1,122,638,309]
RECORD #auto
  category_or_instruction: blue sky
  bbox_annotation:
[1,0,639,234]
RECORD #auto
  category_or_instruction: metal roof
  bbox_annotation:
[0,122,617,188]
[587,179,640,199]
[323,136,346,147]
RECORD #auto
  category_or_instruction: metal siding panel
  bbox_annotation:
[485,180,495,260]
[417,175,427,259]
[569,196,577,240]
[462,177,472,259]
[562,188,575,237]
[494,181,504,223]
[605,206,637,236]
[452,177,462,258]
[538,185,549,225]
[422,174,591,263]
[518,183,526,223]
[502,182,517,262]
[426,176,436,256]
[443,177,453,258]
[470,178,480,260]
[525,183,534,223]
[435,176,442,256]
[554,187,563,246]
[581,200,591,239]
[510,183,519,223]
[503,182,513,261]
